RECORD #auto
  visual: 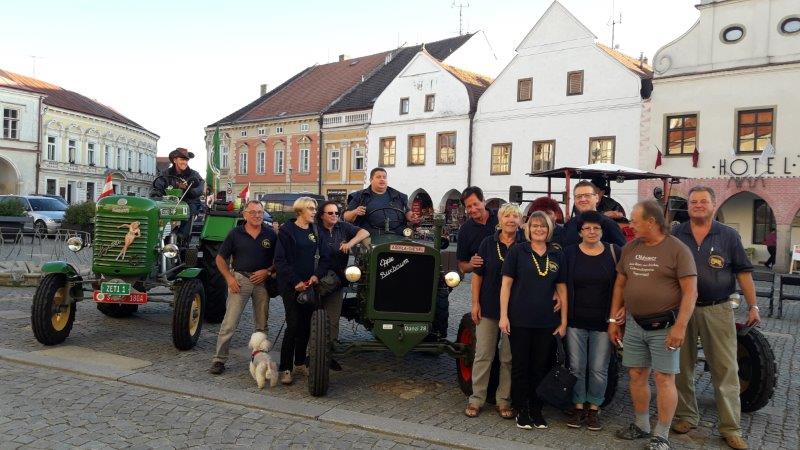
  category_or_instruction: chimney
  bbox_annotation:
[338,54,349,62]
[260,84,268,96]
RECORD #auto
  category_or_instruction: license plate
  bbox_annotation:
[403,323,428,333]
[101,282,130,295]
[93,291,148,304]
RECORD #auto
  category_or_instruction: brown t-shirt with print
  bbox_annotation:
[616,235,697,317]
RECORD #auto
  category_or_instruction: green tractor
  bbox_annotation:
[30,177,238,350]
[305,207,465,396]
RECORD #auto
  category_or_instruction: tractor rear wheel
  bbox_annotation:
[738,326,777,412]
[308,308,331,397]
[200,240,227,323]
[172,279,205,350]
[96,303,138,318]
[31,273,76,345]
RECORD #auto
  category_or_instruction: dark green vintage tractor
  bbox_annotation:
[306,208,464,396]
[30,178,238,350]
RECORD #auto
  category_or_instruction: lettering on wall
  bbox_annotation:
[715,156,797,177]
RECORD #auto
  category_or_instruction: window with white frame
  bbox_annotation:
[221,145,229,169]
[46,136,57,160]
[2,108,18,139]
[240,130,247,137]
[300,123,309,132]
[87,143,96,165]
[256,151,265,174]
[258,128,266,136]
[46,179,56,195]
[127,150,132,170]
[299,147,310,173]
[137,152,142,172]
[274,145,285,173]
[68,139,77,163]
[589,137,615,164]
[328,147,340,171]
[104,145,111,168]
[276,126,284,134]
[116,148,122,169]
[352,146,365,170]
[238,150,248,174]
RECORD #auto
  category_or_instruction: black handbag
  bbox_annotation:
[535,337,577,410]
[296,285,316,305]
[265,273,279,298]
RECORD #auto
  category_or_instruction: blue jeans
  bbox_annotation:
[566,326,612,407]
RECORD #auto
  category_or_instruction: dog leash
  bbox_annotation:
[272,319,286,346]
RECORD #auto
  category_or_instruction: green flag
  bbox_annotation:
[206,127,221,196]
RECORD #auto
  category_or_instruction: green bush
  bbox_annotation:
[63,201,96,226]
[0,198,26,217]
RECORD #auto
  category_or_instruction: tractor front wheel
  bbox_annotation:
[172,279,205,350]
[96,303,138,318]
[308,308,331,396]
[31,274,76,345]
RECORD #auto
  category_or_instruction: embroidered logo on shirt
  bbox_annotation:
[548,261,559,272]
[708,254,725,269]
[262,239,271,249]
[308,233,316,243]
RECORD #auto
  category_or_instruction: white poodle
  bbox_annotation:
[248,332,278,389]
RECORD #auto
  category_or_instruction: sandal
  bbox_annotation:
[464,404,481,418]
[496,405,516,419]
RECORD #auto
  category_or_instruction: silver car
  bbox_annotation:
[0,195,67,235]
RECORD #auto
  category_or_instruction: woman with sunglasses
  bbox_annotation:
[499,211,568,430]
[316,201,370,370]
[563,210,621,431]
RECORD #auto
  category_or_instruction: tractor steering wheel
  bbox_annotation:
[151,175,188,198]
[364,206,407,234]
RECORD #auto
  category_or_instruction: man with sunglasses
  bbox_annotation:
[563,181,626,247]
[209,200,277,375]
[316,201,370,369]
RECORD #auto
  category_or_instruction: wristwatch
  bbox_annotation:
[607,318,618,324]
[748,305,760,311]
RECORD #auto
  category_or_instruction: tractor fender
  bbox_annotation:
[176,268,202,279]
[40,261,84,301]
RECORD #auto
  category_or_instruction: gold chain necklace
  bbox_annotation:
[531,251,550,277]
[496,242,505,261]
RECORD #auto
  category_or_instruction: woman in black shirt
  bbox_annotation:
[563,211,620,431]
[499,211,567,430]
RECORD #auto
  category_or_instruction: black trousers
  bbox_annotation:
[766,246,776,267]
[279,289,314,372]
[509,326,555,412]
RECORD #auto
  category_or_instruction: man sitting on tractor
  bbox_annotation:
[343,167,420,234]
[151,147,205,243]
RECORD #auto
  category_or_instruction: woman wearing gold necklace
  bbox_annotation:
[464,203,523,420]
[499,211,568,430]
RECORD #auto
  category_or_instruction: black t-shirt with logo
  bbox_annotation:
[218,224,277,273]
[501,242,566,328]
[290,223,318,281]
[457,210,499,262]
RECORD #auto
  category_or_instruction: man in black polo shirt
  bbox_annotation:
[209,200,277,375]
[457,187,498,274]
[343,167,419,235]
[671,186,759,450]
[563,181,626,247]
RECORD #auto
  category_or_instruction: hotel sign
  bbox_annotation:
[717,156,797,177]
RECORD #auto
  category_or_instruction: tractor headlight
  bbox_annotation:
[402,227,413,238]
[66,236,83,252]
[163,243,179,259]
[345,265,362,282]
[444,271,461,288]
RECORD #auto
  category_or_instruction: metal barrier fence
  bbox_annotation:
[0,228,93,268]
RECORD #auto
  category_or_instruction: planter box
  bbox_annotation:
[0,216,33,238]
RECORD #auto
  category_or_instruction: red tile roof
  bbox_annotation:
[0,68,156,135]
[235,51,392,123]
[596,44,653,79]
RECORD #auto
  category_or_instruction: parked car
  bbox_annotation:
[33,194,69,207]
[259,192,325,224]
[0,195,67,235]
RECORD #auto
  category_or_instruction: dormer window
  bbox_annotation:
[721,25,745,43]
[780,17,800,35]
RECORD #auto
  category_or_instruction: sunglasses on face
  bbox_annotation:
[324,211,339,216]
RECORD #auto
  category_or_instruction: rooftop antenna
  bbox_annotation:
[29,55,44,77]
[452,1,470,36]
[608,0,622,49]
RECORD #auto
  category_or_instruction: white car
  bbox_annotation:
[0,195,67,235]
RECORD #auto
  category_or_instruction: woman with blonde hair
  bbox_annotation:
[465,203,523,420]
[499,211,568,430]
[274,197,331,385]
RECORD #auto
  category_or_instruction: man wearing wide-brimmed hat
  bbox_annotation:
[152,147,205,242]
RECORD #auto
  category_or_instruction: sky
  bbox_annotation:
[2,0,700,171]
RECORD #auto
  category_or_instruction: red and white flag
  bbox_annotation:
[97,173,114,200]
[238,183,250,201]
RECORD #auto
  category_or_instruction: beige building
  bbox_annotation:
[0,69,158,203]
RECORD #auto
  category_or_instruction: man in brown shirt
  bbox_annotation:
[609,200,697,450]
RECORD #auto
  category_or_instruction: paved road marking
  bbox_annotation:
[30,345,152,370]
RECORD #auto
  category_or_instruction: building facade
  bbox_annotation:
[0,69,158,203]
[472,1,652,215]
[367,50,491,225]
[0,85,43,195]
[645,0,800,270]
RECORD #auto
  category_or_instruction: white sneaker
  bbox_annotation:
[279,370,292,385]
